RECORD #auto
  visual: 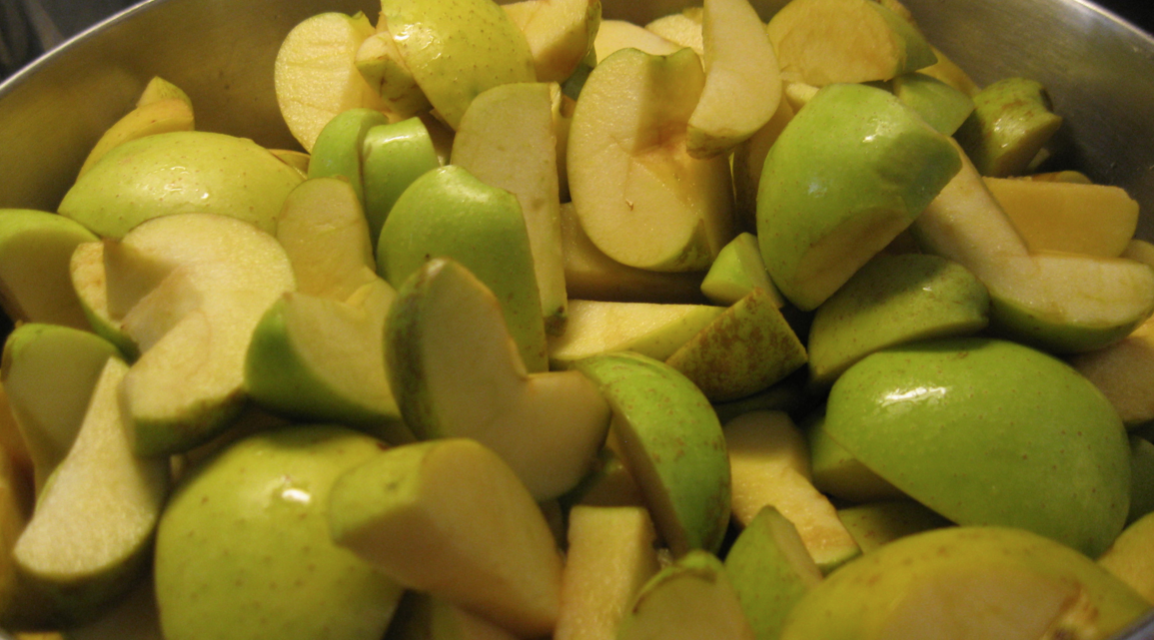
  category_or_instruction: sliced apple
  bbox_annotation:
[504,0,602,83]
[0,209,97,330]
[306,108,391,204]
[891,72,975,136]
[700,232,784,307]
[685,0,782,159]
[807,411,906,504]
[568,47,734,272]
[452,82,568,335]
[1098,511,1154,603]
[837,501,953,553]
[1071,316,1154,427]
[386,258,608,500]
[362,117,441,249]
[107,214,296,456]
[77,98,195,179]
[274,11,392,152]
[355,28,431,119]
[955,77,1063,177]
[732,98,795,231]
[592,20,681,62]
[645,10,703,57]
[329,438,564,638]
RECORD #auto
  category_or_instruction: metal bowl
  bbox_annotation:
[1,0,1153,637]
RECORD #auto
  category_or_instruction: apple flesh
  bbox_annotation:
[0,209,97,330]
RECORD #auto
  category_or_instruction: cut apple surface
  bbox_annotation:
[385,258,609,501]
[503,0,602,83]
[1072,317,1154,427]
[592,20,681,62]
[354,29,431,119]
[645,10,704,57]
[0,209,97,330]
[568,47,735,272]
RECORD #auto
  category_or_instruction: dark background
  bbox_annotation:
[1,0,1153,80]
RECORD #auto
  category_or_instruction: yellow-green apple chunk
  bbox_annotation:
[1126,435,1154,524]
[275,177,379,302]
[328,438,563,638]
[108,214,296,456]
[780,527,1149,640]
[724,507,822,640]
[13,358,168,625]
[503,0,602,83]
[725,411,861,573]
[575,351,730,555]
[155,425,404,640]
[645,9,704,57]
[554,505,661,640]
[592,20,681,62]
[547,299,724,369]
[307,108,391,204]
[617,550,756,640]
[274,11,392,152]
[807,411,905,504]
[911,146,1154,353]
[452,82,568,334]
[891,72,974,135]
[77,97,195,179]
[58,131,303,238]
[807,253,989,387]
[379,0,535,130]
[385,592,521,640]
[362,117,440,249]
[685,0,782,159]
[984,177,1139,257]
[244,281,410,444]
[568,47,735,272]
[0,209,97,330]
[385,259,609,500]
[836,501,952,553]
[756,83,961,311]
[355,28,431,119]
[378,166,548,372]
[700,232,784,307]
[0,323,122,492]
[69,242,137,358]
[825,337,1131,557]
[766,0,936,85]
[667,288,807,402]
[558,203,707,303]
[1071,317,1154,427]
[955,78,1063,177]
[1098,511,1154,603]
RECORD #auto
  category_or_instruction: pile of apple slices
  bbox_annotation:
[3,0,1154,638]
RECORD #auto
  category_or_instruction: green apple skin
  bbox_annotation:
[756,83,961,311]
[306,107,391,204]
[954,77,1063,177]
[700,232,784,308]
[58,131,303,238]
[807,253,989,386]
[891,72,975,136]
[575,352,731,556]
[362,117,441,249]
[154,425,403,640]
[0,209,97,330]
[807,410,906,504]
[378,165,548,372]
[380,0,535,130]
[779,526,1150,640]
[824,338,1131,558]
[836,501,952,553]
[1127,435,1154,525]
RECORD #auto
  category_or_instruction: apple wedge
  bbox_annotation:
[1071,318,1154,427]
[685,0,782,159]
[107,213,295,456]
[361,117,441,248]
[385,258,609,500]
[593,20,681,62]
[452,82,568,335]
[645,9,704,57]
[503,0,602,83]
[306,108,391,205]
[548,299,724,368]
[77,97,195,179]
[0,209,97,330]
[568,47,735,272]
[328,438,564,638]
[355,28,431,119]
[70,242,138,358]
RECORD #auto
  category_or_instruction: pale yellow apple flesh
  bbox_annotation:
[645,10,703,57]
[503,0,602,82]
[592,20,681,62]
[547,299,724,368]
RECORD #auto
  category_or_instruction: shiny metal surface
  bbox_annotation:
[0,0,1153,638]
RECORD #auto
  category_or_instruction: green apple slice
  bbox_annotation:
[891,72,975,136]
[378,165,548,372]
[69,242,137,358]
[825,338,1131,558]
[593,19,681,62]
[666,288,807,402]
[575,351,731,555]
[275,177,379,302]
[617,550,756,640]
[554,505,661,640]
[386,258,609,500]
[503,0,602,83]
[780,527,1150,640]
[568,47,735,272]
[766,0,936,85]
[77,97,195,179]
[725,411,861,573]
[58,131,304,239]
[329,438,563,638]
[380,0,535,130]
[547,299,725,369]
[807,411,905,504]
[724,506,822,640]
[954,77,1063,177]
[274,11,392,152]
[1127,435,1154,524]
[13,358,169,624]
[807,253,990,387]
[245,280,409,444]
[836,501,952,554]
[0,324,122,492]
[108,214,296,456]
[685,0,782,159]
[700,232,784,307]
[0,209,97,330]
[756,83,961,311]
[307,108,391,204]
[362,117,440,249]
[156,425,404,640]
[355,28,431,119]
[452,82,568,335]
